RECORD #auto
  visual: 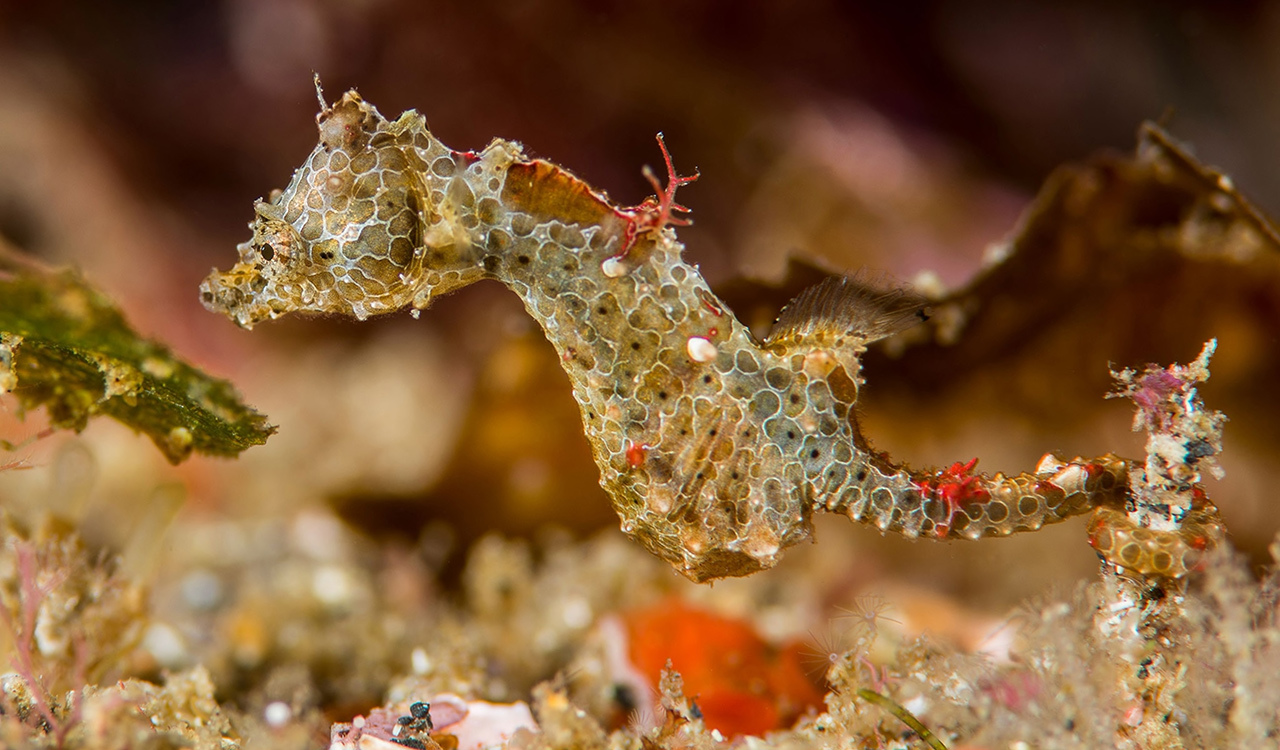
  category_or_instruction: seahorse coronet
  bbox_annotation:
[203,90,1219,582]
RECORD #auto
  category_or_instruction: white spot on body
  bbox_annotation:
[803,349,835,373]
[338,222,364,243]
[647,488,674,515]
[686,336,717,362]
[1035,453,1065,475]
[744,537,780,562]
[1050,464,1087,493]
[601,257,628,278]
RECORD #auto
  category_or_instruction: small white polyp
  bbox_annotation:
[601,257,628,278]
[686,336,717,362]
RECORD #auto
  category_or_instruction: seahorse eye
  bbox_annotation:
[256,243,275,262]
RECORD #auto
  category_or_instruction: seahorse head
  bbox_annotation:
[201,90,438,328]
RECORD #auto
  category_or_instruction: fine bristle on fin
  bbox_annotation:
[764,274,929,350]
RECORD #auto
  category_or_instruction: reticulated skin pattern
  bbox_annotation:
[202,88,1217,582]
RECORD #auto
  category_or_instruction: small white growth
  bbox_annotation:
[1050,464,1087,493]
[142,622,189,668]
[1150,433,1189,469]
[646,488,674,515]
[411,647,430,674]
[312,565,356,609]
[981,241,1012,267]
[744,537,781,562]
[166,426,194,455]
[290,511,351,561]
[1035,453,1065,475]
[686,336,717,363]
[180,569,224,609]
[910,268,947,297]
[561,597,592,629]
[601,257,628,278]
[903,694,929,716]
[447,698,537,750]
[264,701,292,728]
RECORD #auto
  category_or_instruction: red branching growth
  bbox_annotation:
[0,542,77,745]
[614,133,699,260]
[915,458,991,537]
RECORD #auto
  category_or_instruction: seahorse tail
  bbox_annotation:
[900,451,1226,579]
[1087,497,1225,579]
[930,454,1131,540]
[829,453,1131,541]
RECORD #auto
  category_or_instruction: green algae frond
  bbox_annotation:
[0,248,273,463]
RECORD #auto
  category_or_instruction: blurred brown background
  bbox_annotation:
[2,1,1278,608]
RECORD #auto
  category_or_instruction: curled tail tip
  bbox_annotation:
[1088,501,1225,579]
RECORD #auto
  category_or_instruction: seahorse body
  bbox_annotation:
[202,89,1208,582]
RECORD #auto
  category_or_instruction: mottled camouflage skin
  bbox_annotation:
[202,90,1213,581]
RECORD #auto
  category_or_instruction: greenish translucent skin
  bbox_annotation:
[201,90,1215,582]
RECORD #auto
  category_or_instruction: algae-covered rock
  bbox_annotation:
[0,247,273,463]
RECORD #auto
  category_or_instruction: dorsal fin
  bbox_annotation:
[763,274,929,352]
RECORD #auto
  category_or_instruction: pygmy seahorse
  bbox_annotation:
[201,86,1220,582]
